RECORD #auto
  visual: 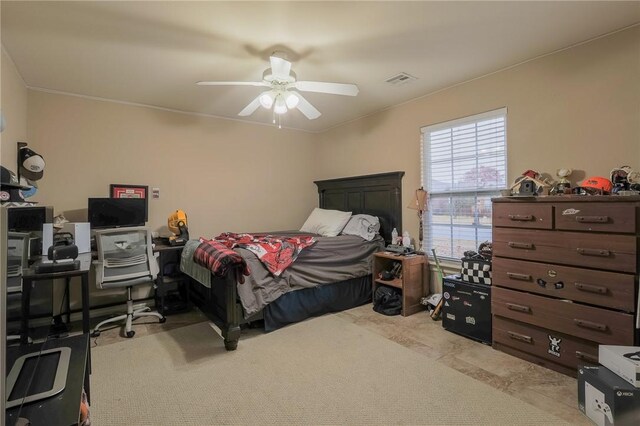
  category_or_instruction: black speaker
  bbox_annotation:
[46,232,78,262]
[48,244,78,261]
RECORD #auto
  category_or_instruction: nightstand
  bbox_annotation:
[154,244,190,315]
[372,251,428,316]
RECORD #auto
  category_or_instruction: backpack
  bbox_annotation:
[373,285,402,316]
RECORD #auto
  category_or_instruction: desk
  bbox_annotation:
[21,253,92,344]
[5,334,90,426]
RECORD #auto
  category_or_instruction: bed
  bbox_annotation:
[182,171,404,350]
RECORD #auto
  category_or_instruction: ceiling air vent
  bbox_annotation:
[385,72,418,86]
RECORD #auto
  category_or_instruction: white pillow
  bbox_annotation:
[300,208,352,237]
[341,214,380,241]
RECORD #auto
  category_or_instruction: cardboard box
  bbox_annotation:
[61,222,91,253]
[599,346,640,388]
[578,365,640,426]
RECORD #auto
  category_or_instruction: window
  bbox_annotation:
[421,108,507,260]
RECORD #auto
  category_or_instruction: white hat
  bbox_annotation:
[19,147,45,181]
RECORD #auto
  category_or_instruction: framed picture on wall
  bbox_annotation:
[110,184,148,221]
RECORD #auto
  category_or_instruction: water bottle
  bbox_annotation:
[391,228,398,245]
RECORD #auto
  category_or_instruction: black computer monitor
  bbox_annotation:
[7,206,53,232]
[87,198,146,229]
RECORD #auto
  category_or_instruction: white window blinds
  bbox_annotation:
[421,108,507,260]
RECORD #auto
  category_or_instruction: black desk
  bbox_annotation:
[5,333,90,426]
[21,253,92,344]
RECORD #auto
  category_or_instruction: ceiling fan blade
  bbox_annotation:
[294,92,321,120]
[294,81,359,96]
[270,56,292,80]
[196,81,267,87]
[238,95,262,116]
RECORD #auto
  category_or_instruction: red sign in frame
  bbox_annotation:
[110,184,147,199]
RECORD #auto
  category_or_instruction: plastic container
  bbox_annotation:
[402,231,411,247]
[391,228,398,244]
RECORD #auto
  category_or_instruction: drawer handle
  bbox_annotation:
[506,303,531,313]
[574,319,608,332]
[507,272,531,281]
[507,331,533,344]
[576,215,609,223]
[508,214,534,221]
[576,248,611,257]
[508,242,534,250]
[575,351,598,364]
[575,282,608,295]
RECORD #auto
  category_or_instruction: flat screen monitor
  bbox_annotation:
[88,198,146,229]
[8,206,53,232]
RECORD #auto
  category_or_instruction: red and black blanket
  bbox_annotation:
[193,239,251,283]
[213,232,317,277]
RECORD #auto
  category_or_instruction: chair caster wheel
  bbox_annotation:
[126,331,135,338]
[91,330,101,337]
[159,317,167,324]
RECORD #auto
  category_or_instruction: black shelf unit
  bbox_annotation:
[154,244,190,315]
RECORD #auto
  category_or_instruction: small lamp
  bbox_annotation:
[407,187,428,250]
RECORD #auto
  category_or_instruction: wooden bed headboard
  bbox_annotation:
[314,171,404,244]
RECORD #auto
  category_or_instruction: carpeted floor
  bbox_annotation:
[90,314,568,425]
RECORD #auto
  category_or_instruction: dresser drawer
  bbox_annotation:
[493,228,637,273]
[493,316,598,371]
[555,203,636,233]
[492,258,637,311]
[492,287,635,345]
[493,203,552,229]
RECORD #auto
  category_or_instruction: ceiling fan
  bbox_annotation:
[197,53,359,120]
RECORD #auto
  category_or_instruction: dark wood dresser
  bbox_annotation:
[491,195,640,376]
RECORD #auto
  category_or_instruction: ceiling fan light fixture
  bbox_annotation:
[198,54,357,121]
[274,95,288,115]
[259,91,275,109]
[284,92,299,109]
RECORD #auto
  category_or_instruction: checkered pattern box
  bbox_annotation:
[461,258,492,285]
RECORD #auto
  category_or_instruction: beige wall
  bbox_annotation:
[1,48,28,169]
[4,25,640,304]
[27,91,318,238]
[26,91,317,308]
[314,26,640,262]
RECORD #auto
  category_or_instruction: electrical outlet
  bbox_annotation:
[152,187,160,199]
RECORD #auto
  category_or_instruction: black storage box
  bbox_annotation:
[441,275,491,344]
[578,365,640,426]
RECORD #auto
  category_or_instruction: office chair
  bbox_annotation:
[6,232,29,343]
[92,227,165,338]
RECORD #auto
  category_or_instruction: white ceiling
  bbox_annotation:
[2,1,639,132]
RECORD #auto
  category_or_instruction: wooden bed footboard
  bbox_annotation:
[188,267,245,351]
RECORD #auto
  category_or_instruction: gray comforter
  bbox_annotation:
[181,232,384,316]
